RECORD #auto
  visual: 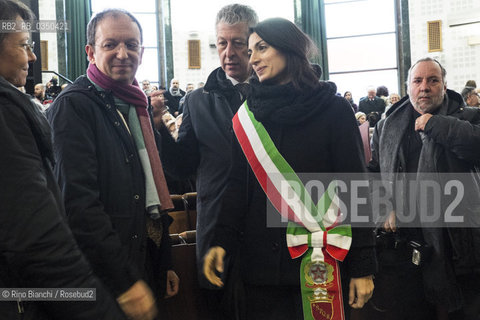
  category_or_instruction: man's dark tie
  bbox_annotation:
[235,83,250,100]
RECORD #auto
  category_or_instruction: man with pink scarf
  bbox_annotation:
[47,9,178,320]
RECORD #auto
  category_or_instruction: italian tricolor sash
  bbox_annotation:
[232,102,352,320]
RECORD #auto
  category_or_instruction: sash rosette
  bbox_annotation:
[233,102,352,320]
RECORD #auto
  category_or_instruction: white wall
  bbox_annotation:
[409,0,480,92]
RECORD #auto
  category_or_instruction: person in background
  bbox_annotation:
[178,82,196,114]
[163,78,185,116]
[359,86,386,116]
[150,89,194,195]
[382,92,401,117]
[185,83,195,93]
[465,79,477,88]
[32,82,52,110]
[33,83,46,103]
[388,92,401,105]
[47,9,179,320]
[461,86,480,107]
[142,79,153,96]
[376,85,389,106]
[345,90,358,112]
[356,111,367,125]
[204,17,376,320]
[45,76,61,100]
[0,0,127,319]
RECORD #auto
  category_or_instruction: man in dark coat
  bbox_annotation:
[157,3,258,318]
[0,1,126,319]
[359,86,386,119]
[368,57,480,319]
[160,3,258,282]
[47,9,178,320]
[163,78,185,116]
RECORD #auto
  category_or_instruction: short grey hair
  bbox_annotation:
[215,3,258,31]
[407,57,447,87]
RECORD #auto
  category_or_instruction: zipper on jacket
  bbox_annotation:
[94,89,135,165]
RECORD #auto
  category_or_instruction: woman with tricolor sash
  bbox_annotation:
[203,17,377,320]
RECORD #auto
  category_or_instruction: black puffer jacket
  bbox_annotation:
[47,76,171,297]
[0,76,126,319]
[214,77,377,286]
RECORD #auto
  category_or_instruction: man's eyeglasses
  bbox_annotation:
[20,40,35,52]
[96,42,140,52]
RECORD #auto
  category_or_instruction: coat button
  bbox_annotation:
[114,121,120,126]
[132,234,138,239]
[106,104,111,109]
[134,194,140,200]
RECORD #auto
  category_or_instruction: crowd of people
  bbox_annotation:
[2,0,480,319]
[28,76,69,111]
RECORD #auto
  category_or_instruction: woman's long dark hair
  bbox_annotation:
[250,17,320,90]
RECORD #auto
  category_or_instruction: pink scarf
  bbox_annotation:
[87,63,173,212]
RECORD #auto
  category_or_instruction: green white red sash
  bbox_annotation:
[232,102,352,320]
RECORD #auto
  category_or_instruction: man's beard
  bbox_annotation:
[413,94,444,114]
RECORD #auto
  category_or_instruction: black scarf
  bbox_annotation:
[204,67,237,98]
[246,76,338,126]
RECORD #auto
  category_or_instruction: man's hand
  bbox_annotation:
[415,113,433,131]
[203,246,226,287]
[165,270,179,298]
[383,210,396,232]
[117,280,157,320]
[151,94,168,130]
[349,275,374,309]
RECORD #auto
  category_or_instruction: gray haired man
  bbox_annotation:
[369,57,480,319]
[158,3,258,318]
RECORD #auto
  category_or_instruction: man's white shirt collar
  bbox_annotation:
[226,74,248,86]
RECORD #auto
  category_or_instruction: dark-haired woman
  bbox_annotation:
[204,17,376,320]
[345,91,358,112]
